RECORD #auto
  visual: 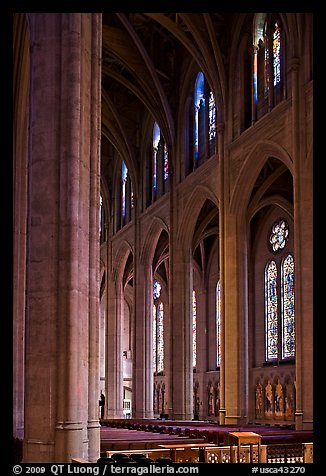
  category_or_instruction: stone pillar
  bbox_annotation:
[132,224,154,419]
[289,57,313,430]
[169,243,193,420]
[216,123,226,425]
[87,12,102,463]
[24,13,101,462]
[105,236,123,419]
[13,13,29,442]
[223,216,242,425]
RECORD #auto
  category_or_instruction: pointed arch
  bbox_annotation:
[141,216,169,267]
[177,185,219,251]
[113,239,134,286]
[230,140,293,217]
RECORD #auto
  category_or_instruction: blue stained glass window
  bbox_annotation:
[121,161,128,218]
[265,260,278,360]
[281,254,295,359]
[194,72,205,162]
[153,122,160,193]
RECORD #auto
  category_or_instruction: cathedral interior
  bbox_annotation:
[13,12,313,464]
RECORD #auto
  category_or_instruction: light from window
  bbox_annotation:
[153,279,161,299]
[153,122,160,193]
[121,161,128,218]
[216,281,221,367]
[265,260,278,360]
[209,91,216,144]
[153,280,164,373]
[152,303,157,372]
[194,72,205,162]
[269,219,289,252]
[192,290,197,367]
[157,302,164,373]
[281,254,295,359]
[164,143,169,181]
[273,21,281,86]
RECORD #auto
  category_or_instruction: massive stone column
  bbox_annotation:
[223,216,243,425]
[290,57,313,431]
[13,13,29,443]
[105,240,124,419]
[132,221,154,419]
[169,241,193,421]
[23,13,102,462]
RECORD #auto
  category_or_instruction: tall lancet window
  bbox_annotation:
[192,290,197,368]
[194,72,205,163]
[265,260,278,361]
[193,71,217,167]
[152,123,160,197]
[265,219,295,362]
[119,159,134,229]
[253,14,285,119]
[273,20,281,86]
[164,143,169,182]
[121,160,128,220]
[216,281,221,367]
[281,254,295,359]
[152,122,169,202]
[208,91,216,156]
[153,279,164,374]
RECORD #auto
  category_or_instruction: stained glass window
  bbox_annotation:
[209,90,216,143]
[152,304,157,372]
[273,21,281,86]
[153,280,164,373]
[192,290,197,368]
[153,123,160,193]
[265,260,278,360]
[121,161,128,218]
[153,122,169,194]
[164,143,169,181]
[153,279,161,299]
[157,302,164,372]
[253,14,284,117]
[216,281,221,367]
[270,219,289,252]
[194,72,205,162]
[281,254,295,359]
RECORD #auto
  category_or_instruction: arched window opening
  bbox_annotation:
[151,122,169,205]
[119,160,133,229]
[264,219,295,363]
[253,14,285,120]
[191,71,217,170]
[194,72,205,164]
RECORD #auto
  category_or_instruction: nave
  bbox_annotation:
[98,419,313,464]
